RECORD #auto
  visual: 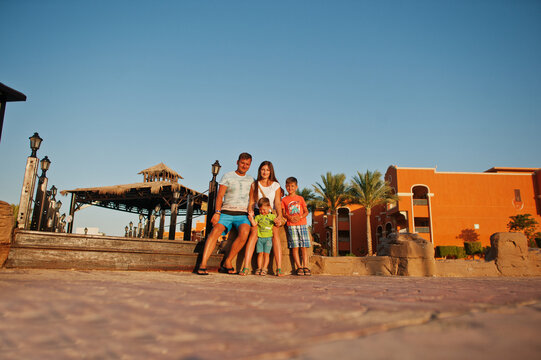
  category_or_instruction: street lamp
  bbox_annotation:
[50,185,57,201]
[211,160,221,177]
[138,214,144,238]
[129,221,133,237]
[40,156,51,174]
[30,156,52,231]
[205,160,221,239]
[29,132,42,157]
[17,132,43,229]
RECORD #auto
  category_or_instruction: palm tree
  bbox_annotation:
[299,187,317,213]
[313,172,349,257]
[349,170,398,256]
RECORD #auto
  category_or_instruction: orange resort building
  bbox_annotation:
[312,166,541,256]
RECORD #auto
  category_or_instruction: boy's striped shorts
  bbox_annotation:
[286,225,311,248]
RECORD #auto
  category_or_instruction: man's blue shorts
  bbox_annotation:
[217,213,251,234]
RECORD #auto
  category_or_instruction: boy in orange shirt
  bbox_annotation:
[281,177,311,276]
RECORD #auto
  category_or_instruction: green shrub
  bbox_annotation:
[344,253,356,257]
[536,238,541,248]
[436,246,466,259]
[464,241,483,255]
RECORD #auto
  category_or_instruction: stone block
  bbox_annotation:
[0,201,13,245]
[0,201,14,267]
[434,259,500,277]
[382,233,435,277]
[490,232,530,276]
[309,255,393,276]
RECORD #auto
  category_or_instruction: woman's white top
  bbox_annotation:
[255,181,281,209]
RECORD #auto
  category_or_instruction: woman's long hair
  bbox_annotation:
[253,161,279,200]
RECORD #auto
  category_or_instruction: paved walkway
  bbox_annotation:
[1,269,540,359]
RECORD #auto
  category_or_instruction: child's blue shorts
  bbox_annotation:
[217,213,251,234]
[256,237,273,254]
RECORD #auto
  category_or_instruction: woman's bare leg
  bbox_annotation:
[271,226,282,271]
[242,226,258,270]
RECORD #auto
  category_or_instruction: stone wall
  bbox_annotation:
[0,201,14,267]
[313,232,541,277]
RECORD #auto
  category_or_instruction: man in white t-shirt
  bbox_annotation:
[197,152,254,275]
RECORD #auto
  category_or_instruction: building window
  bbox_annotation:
[338,230,350,242]
[338,208,349,222]
[377,226,383,241]
[385,223,393,237]
[412,185,429,205]
[414,217,430,233]
[514,189,522,202]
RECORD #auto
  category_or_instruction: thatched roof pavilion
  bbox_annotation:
[138,162,183,182]
[61,163,208,235]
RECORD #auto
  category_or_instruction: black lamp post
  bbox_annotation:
[30,156,51,231]
[29,132,43,158]
[149,204,160,239]
[50,199,61,232]
[205,160,221,239]
[129,221,134,237]
[137,214,144,238]
[59,213,66,232]
[50,185,57,201]
[169,191,180,240]
[16,132,43,229]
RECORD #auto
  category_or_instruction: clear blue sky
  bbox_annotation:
[1,0,540,235]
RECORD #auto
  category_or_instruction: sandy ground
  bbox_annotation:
[1,269,540,359]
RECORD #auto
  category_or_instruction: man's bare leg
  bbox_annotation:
[222,223,251,270]
[271,226,282,271]
[199,224,226,271]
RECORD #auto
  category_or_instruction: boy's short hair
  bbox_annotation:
[238,152,252,161]
[285,177,298,185]
[257,197,270,208]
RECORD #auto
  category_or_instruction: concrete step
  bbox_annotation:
[6,230,223,271]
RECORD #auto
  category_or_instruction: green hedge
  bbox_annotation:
[464,241,483,255]
[436,246,466,259]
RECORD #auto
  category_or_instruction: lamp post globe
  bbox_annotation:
[211,160,221,177]
[29,132,42,157]
[40,156,51,174]
[50,185,57,200]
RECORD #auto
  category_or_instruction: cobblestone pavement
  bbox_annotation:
[1,269,540,359]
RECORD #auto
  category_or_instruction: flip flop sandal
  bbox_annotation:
[260,269,268,276]
[296,268,305,276]
[196,268,209,276]
[303,268,312,276]
[275,268,285,277]
[219,266,235,274]
[255,268,262,275]
[239,268,250,276]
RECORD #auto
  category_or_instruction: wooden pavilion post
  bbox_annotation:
[183,194,193,241]
[158,209,165,239]
[168,191,180,240]
[67,193,76,233]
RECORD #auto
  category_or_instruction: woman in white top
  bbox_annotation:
[240,161,285,276]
